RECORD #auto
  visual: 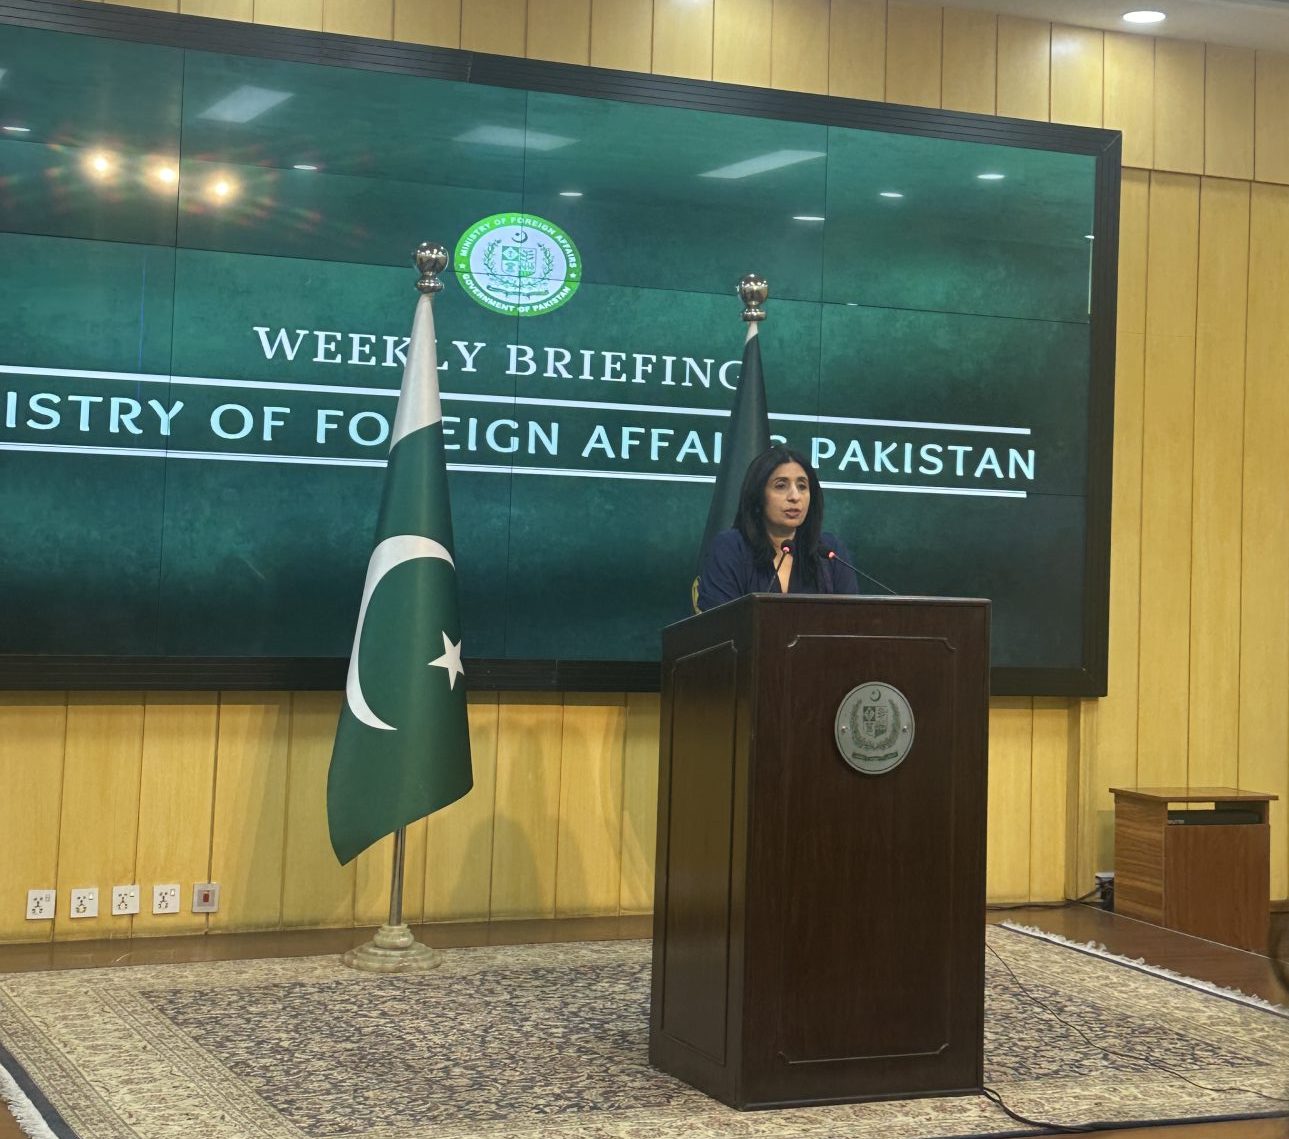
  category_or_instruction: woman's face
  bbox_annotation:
[763,461,810,536]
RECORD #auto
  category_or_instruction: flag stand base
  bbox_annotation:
[342,923,442,973]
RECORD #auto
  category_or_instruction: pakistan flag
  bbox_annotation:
[327,286,473,866]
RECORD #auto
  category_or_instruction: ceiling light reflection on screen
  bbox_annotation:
[455,125,574,151]
[85,151,116,180]
[3,125,31,133]
[198,85,293,123]
[701,149,826,179]
[293,163,319,171]
[977,172,1005,181]
[154,165,178,186]
[879,191,903,198]
[792,215,825,222]
[209,176,238,202]
[559,190,583,197]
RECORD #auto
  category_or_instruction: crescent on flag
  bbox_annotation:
[345,533,455,732]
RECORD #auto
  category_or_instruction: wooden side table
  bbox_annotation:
[1110,787,1277,953]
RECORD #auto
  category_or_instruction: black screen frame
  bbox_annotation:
[0,0,1120,696]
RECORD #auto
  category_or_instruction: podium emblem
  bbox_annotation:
[835,682,915,774]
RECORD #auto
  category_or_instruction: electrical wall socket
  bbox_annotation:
[111,885,140,915]
[191,883,220,913]
[152,884,181,915]
[70,887,99,918]
[26,889,55,920]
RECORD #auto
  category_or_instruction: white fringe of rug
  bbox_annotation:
[999,921,1289,1017]
[0,1059,58,1139]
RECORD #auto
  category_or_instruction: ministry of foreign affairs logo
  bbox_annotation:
[834,682,915,775]
[455,213,582,317]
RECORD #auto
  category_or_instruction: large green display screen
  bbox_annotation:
[0,11,1119,694]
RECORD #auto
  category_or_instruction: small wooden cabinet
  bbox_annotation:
[1111,786,1277,953]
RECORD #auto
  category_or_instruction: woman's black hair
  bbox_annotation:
[734,445,825,587]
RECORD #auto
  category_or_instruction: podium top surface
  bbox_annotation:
[673,592,990,632]
[1110,786,1279,803]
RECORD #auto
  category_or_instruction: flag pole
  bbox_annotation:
[339,244,453,975]
[342,822,438,972]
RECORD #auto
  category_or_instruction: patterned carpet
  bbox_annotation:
[0,925,1285,1139]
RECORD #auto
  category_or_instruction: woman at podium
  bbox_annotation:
[697,445,860,611]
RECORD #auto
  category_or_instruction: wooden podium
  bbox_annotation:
[649,593,990,1109]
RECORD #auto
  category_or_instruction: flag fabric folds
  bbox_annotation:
[327,289,473,866]
[693,322,772,606]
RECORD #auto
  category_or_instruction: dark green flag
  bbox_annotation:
[327,289,473,865]
[693,321,771,607]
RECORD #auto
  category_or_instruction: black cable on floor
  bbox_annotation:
[984,938,1289,1123]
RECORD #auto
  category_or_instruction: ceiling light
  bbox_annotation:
[1085,234,1095,240]
[154,166,178,185]
[977,172,1005,181]
[2,125,31,133]
[701,149,826,179]
[1122,10,1166,23]
[455,125,574,151]
[559,190,583,197]
[792,215,825,222]
[293,163,318,171]
[197,85,292,123]
[879,191,904,199]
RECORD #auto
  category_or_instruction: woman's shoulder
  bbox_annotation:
[709,527,750,554]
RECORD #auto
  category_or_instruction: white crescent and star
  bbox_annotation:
[344,533,462,732]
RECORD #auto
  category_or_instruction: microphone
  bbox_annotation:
[824,548,898,595]
[774,539,793,572]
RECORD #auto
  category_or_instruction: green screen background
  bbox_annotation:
[0,24,1108,679]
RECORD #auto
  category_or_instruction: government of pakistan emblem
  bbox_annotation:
[834,682,916,775]
[455,213,582,317]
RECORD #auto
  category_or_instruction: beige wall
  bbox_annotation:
[2,0,1287,942]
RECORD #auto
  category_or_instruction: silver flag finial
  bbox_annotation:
[738,272,768,322]
[414,243,448,294]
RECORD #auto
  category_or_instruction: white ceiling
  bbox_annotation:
[916,0,1289,53]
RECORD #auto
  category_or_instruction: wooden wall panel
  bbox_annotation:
[280,692,352,928]
[827,0,883,102]
[941,7,995,115]
[1103,32,1153,169]
[528,0,591,64]
[651,0,713,79]
[996,15,1048,121]
[884,1,941,109]
[554,694,626,915]
[424,694,499,921]
[461,0,526,55]
[133,694,218,937]
[0,695,65,943]
[1240,183,1289,898]
[254,0,322,30]
[713,0,770,87]
[1204,46,1254,181]
[986,698,1032,901]
[54,695,145,940]
[771,0,829,95]
[1254,52,1289,186]
[208,694,292,930]
[180,0,252,18]
[1049,25,1101,128]
[1030,698,1071,900]
[1153,39,1204,175]
[619,692,660,913]
[1187,178,1249,790]
[589,0,652,72]
[395,0,462,46]
[1135,173,1199,787]
[324,0,394,38]
[490,692,563,917]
